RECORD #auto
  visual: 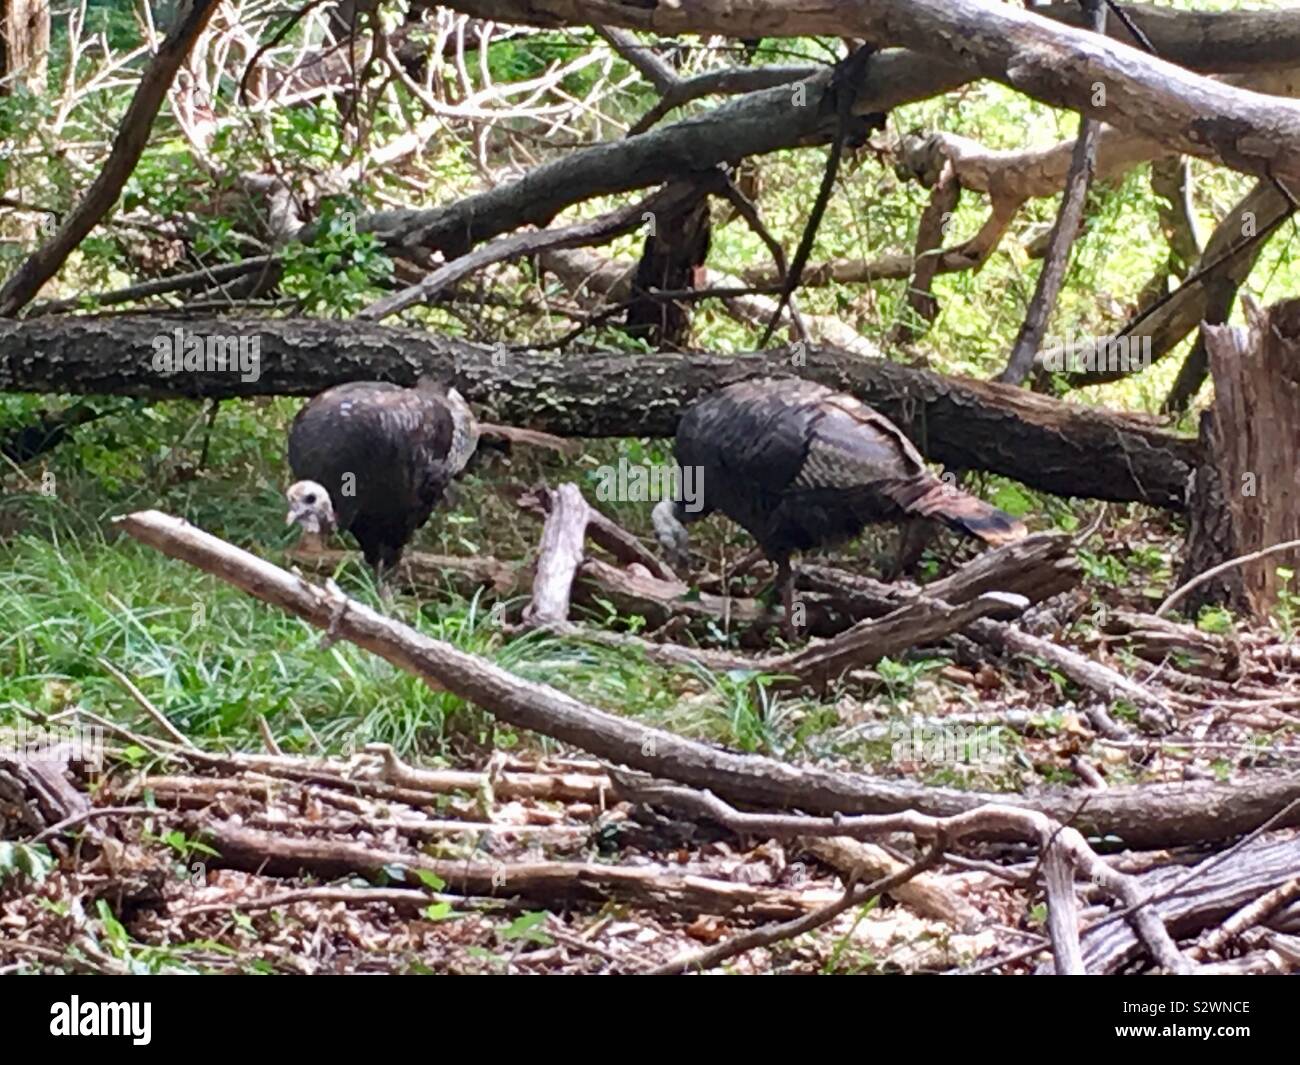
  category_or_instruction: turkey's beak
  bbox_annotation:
[285,503,305,526]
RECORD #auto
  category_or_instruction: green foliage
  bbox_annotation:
[0,841,56,884]
[122,147,210,220]
[153,828,219,861]
[1196,605,1235,635]
[414,869,446,891]
[271,103,348,169]
[1274,566,1297,640]
[499,911,552,945]
[821,897,880,975]
[79,0,144,52]
[0,88,50,166]
[1077,548,1129,586]
[875,656,945,703]
[989,483,1034,519]
[279,200,394,316]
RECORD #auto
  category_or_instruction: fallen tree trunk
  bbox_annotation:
[115,509,1300,848]
[196,818,832,920]
[0,316,1198,507]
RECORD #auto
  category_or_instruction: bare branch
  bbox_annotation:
[435,0,1300,186]
[0,0,222,316]
[996,0,1107,385]
[359,179,718,321]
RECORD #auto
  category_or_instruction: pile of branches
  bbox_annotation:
[6,497,1299,975]
[5,737,1298,975]
[4,1,1300,417]
[4,0,1300,974]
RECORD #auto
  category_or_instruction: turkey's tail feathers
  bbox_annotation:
[906,482,1027,546]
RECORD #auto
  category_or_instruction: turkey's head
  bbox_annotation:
[285,480,337,553]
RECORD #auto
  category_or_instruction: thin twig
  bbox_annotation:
[1157,539,1300,618]
[651,841,943,975]
[98,656,197,749]
[28,805,161,844]
[760,46,874,346]
[256,715,283,756]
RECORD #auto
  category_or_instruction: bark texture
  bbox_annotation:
[435,0,1300,185]
[0,315,1198,507]
[1193,299,1300,616]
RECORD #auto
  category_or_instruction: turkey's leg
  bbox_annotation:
[777,557,800,643]
[372,561,395,603]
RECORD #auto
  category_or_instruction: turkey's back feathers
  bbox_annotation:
[674,377,1026,558]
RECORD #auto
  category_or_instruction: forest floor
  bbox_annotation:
[2,398,1298,974]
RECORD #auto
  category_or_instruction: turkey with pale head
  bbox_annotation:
[285,376,478,581]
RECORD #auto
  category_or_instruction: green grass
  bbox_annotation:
[0,378,1191,794]
[0,402,846,765]
[0,398,1048,790]
[7,12,1280,790]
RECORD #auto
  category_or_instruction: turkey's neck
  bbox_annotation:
[445,388,480,476]
[296,528,328,554]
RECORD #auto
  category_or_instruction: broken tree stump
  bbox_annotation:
[1180,297,1300,618]
[523,483,591,628]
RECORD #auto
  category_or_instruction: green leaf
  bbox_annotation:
[991,483,1034,517]
[96,899,128,944]
[501,911,552,944]
[414,869,446,891]
[0,841,55,883]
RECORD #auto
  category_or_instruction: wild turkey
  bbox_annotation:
[652,378,1027,632]
[285,377,478,579]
